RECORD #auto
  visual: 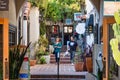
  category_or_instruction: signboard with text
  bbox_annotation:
[74,13,82,21]
[65,19,72,25]
[0,0,9,11]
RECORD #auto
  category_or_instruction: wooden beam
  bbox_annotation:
[103,16,115,80]
[0,18,9,80]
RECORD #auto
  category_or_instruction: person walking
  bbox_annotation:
[68,36,78,65]
[53,37,62,64]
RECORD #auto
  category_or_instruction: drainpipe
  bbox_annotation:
[23,16,28,45]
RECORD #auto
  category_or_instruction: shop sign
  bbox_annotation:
[74,13,82,21]
[65,19,72,25]
[0,0,9,11]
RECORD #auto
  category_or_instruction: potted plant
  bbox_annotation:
[35,35,50,64]
[9,37,31,79]
[91,60,103,80]
[74,49,84,72]
[85,45,93,73]
[39,56,46,64]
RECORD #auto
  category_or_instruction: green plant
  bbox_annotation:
[110,10,120,66]
[90,60,103,80]
[39,56,46,64]
[35,35,49,63]
[40,22,46,35]
[35,35,49,55]
[0,62,3,80]
[46,0,80,22]
[75,48,83,62]
[9,37,31,79]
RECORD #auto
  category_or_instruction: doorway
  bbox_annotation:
[63,25,73,45]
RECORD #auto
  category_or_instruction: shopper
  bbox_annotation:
[53,37,62,63]
[68,36,78,65]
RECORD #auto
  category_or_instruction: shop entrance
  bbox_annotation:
[0,18,9,80]
[63,25,73,45]
[103,16,116,80]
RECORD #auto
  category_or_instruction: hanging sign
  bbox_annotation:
[74,13,82,21]
[65,19,72,25]
[0,0,9,11]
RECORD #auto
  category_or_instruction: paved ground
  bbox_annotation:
[30,64,87,75]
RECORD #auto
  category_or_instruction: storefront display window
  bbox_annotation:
[64,26,73,33]
[52,25,59,34]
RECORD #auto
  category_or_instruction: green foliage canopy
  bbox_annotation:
[46,0,80,22]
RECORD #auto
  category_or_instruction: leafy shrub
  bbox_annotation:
[39,56,46,64]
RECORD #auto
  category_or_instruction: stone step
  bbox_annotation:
[50,57,70,60]
[50,60,71,64]
[50,53,79,64]
[31,74,86,79]
[30,78,85,80]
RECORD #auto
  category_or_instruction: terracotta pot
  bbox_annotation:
[30,60,36,66]
[74,62,84,72]
[86,57,93,73]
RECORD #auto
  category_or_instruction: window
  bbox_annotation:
[64,26,73,33]
[9,25,16,46]
[52,25,59,34]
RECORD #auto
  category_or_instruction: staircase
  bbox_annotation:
[50,51,79,64]
[50,53,71,64]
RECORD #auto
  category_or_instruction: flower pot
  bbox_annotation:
[86,57,93,73]
[74,62,84,72]
[30,60,36,66]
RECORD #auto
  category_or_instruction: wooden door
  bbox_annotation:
[0,18,9,80]
[103,16,115,80]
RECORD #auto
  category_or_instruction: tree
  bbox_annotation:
[46,0,80,22]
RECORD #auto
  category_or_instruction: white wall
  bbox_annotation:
[86,0,94,14]
[0,0,16,26]
[29,7,40,43]
[85,0,99,26]
[29,7,40,59]
[9,0,17,26]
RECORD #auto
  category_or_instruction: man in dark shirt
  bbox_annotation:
[68,36,78,65]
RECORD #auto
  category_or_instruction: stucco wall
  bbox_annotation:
[0,0,17,26]
[29,7,40,59]
[9,0,17,26]
[29,7,40,42]
[0,11,9,18]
